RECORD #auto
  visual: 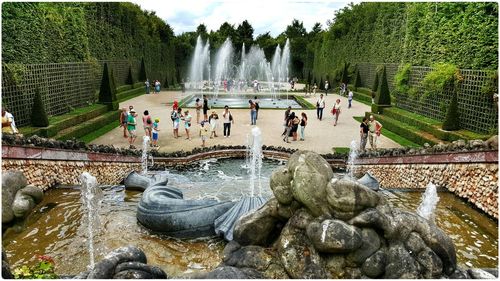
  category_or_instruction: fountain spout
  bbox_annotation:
[417,182,440,222]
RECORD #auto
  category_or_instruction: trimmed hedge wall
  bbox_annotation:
[57,110,120,141]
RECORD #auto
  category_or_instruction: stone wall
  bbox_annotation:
[354,163,498,219]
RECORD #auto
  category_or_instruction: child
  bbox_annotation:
[152,118,160,147]
[199,121,209,147]
[208,111,219,138]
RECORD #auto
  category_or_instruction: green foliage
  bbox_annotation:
[164,73,170,88]
[481,71,498,104]
[98,63,114,103]
[126,65,134,86]
[341,62,350,84]
[31,88,49,127]
[442,91,460,131]
[139,58,147,81]
[394,63,411,95]
[375,66,391,105]
[371,71,379,92]
[13,255,57,279]
[422,63,459,93]
[353,68,362,90]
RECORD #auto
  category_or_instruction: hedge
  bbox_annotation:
[56,110,120,141]
[30,88,49,127]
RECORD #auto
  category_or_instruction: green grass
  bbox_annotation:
[332,147,350,154]
[353,116,421,147]
[293,95,316,109]
[80,120,120,143]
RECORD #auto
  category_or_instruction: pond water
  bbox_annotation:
[2,158,498,277]
[184,95,303,109]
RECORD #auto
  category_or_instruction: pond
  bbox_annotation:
[2,158,497,277]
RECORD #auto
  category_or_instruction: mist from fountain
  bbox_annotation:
[79,172,103,270]
[188,36,210,90]
[141,136,150,175]
[248,127,263,197]
[346,140,358,179]
[417,182,440,222]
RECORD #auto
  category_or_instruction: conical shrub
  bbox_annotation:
[164,73,170,88]
[353,68,362,90]
[375,66,391,105]
[139,57,147,81]
[341,62,349,84]
[126,65,134,87]
[442,91,460,131]
[31,87,49,127]
[372,71,379,92]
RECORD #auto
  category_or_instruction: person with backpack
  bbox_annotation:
[253,96,260,120]
[222,105,234,138]
[171,107,182,138]
[142,110,153,139]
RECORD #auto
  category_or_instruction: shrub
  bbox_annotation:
[372,71,379,92]
[442,90,460,131]
[13,254,57,279]
[422,63,459,93]
[394,63,411,95]
[481,70,498,106]
[30,87,49,127]
[139,57,147,81]
[341,62,350,84]
[375,65,391,105]
[126,65,134,87]
[109,69,117,101]
[98,63,118,110]
[164,73,170,88]
[319,77,324,90]
[353,68,362,90]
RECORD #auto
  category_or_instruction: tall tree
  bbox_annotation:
[236,20,254,48]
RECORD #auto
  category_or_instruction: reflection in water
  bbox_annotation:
[2,159,498,276]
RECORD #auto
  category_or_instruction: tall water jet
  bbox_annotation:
[79,172,103,270]
[417,182,440,222]
[280,39,291,84]
[213,38,234,98]
[248,127,263,196]
[346,140,358,178]
[141,136,150,175]
[188,35,210,90]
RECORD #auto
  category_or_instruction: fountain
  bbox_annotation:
[417,182,440,222]
[141,136,150,175]
[79,172,103,270]
[248,127,263,196]
[346,140,358,179]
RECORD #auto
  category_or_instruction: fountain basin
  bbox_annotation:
[184,94,303,109]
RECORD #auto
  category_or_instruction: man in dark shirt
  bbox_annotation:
[203,95,209,121]
[282,106,291,136]
[360,117,369,151]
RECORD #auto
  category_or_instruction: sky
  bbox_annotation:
[131,0,355,37]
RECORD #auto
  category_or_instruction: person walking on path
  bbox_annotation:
[182,110,192,140]
[154,80,161,94]
[209,111,219,138]
[152,118,160,147]
[348,89,354,108]
[222,105,234,138]
[332,99,342,126]
[119,108,128,138]
[145,79,150,94]
[195,98,202,124]
[282,106,291,137]
[203,95,209,121]
[142,110,153,139]
[199,121,209,147]
[127,109,138,149]
[359,117,369,151]
[324,81,329,96]
[368,115,383,149]
[299,112,308,141]
[171,107,182,139]
[313,83,318,96]
[249,100,257,125]
[283,112,294,143]
[253,96,260,120]
[316,94,326,121]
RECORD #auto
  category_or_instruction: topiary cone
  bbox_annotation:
[375,65,391,106]
[31,87,49,127]
[442,90,460,131]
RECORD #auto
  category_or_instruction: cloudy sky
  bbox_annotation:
[131,0,354,37]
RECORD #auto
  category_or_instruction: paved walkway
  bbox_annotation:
[91,91,400,154]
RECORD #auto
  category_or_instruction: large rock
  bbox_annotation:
[361,249,387,278]
[233,199,280,246]
[384,242,421,279]
[467,268,497,279]
[346,228,381,266]
[277,223,326,278]
[306,219,362,254]
[270,167,293,205]
[2,170,28,223]
[287,208,314,230]
[203,266,262,279]
[86,246,149,279]
[287,150,334,181]
[326,178,382,220]
[417,247,443,278]
[2,250,13,279]
[323,254,346,279]
[114,262,167,279]
[12,185,43,218]
[224,245,274,272]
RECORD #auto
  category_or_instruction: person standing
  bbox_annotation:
[283,112,294,143]
[145,79,150,94]
[208,111,219,138]
[313,83,318,96]
[127,109,138,149]
[171,107,181,138]
[119,108,128,138]
[1,109,14,135]
[291,113,300,141]
[155,80,161,94]
[203,95,209,121]
[348,89,354,108]
[182,110,192,140]
[199,121,209,147]
[368,115,383,149]
[222,105,234,138]
[249,100,257,125]
[3,109,18,134]
[299,112,308,141]
[316,94,325,121]
[282,106,291,137]
[359,117,369,151]
[195,98,202,124]
[142,110,153,139]
[332,99,342,126]
[152,118,160,147]
[253,96,260,120]
[324,81,329,96]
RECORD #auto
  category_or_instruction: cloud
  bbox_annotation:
[131,0,354,36]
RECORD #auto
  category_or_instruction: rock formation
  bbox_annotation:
[2,170,43,224]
